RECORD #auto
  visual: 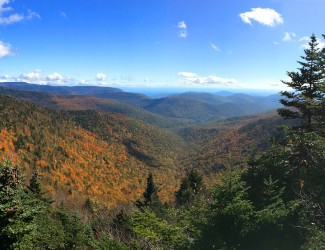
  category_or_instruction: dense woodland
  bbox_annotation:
[1,34,325,249]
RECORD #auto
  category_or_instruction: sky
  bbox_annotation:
[0,0,325,92]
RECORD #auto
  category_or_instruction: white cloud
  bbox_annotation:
[177,21,186,29]
[273,41,279,45]
[227,50,233,55]
[178,72,198,77]
[1,71,74,85]
[0,0,40,25]
[178,29,187,38]
[283,32,296,41]
[209,42,220,52]
[0,40,14,58]
[144,77,150,82]
[26,9,40,20]
[239,8,283,27]
[179,72,238,87]
[177,21,187,38]
[300,36,325,49]
[96,72,106,81]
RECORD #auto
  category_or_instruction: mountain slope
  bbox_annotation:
[0,87,191,129]
[178,112,290,175]
[0,82,281,124]
[142,96,280,122]
[0,95,186,208]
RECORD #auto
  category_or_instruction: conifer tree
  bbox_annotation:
[143,173,159,205]
[136,173,163,215]
[278,34,325,133]
[277,34,325,172]
[175,169,205,207]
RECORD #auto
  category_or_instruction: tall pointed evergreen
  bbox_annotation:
[136,173,163,215]
[278,34,325,133]
[277,33,325,223]
[143,173,162,207]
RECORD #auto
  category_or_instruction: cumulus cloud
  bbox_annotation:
[239,8,283,27]
[273,41,279,45]
[0,40,14,58]
[96,72,106,81]
[0,70,74,85]
[177,21,187,38]
[283,32,296,41]
[300,36,325,49]
[0,0,40,25]
[179,72,238,87]
[177,21,186,29]
[178,72,198,77]
[144,77,150,82]
[209,42,220,52]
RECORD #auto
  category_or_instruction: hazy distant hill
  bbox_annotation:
[0,82,282,124]
[0,87,191,129]
[140,96,281,122]
[0,82,122,95]
[92,91,151,107]
[175,91,281,107]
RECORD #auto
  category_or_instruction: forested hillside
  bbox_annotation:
[0,95,186,209]
[0,87,192,129]
[178,112,290,174]
[0,82,281,123]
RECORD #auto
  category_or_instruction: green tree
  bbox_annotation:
[132,207,187,249]
[136,173,163,215]
[278,33,325,132]
[0,159,98,249]
[277,33,325,211]
[175,169,205,207]
[193,171,255,249]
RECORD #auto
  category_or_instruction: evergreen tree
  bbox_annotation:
[278,34,325,200]
[0,159,98,249]
[136,173,163,215]
[278,34,325,133]
[175,169,205,207]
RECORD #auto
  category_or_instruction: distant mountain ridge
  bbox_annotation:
[0,82,282,124]
[0,87,192,129]
[0,82,122,95]
[174,91,281,106]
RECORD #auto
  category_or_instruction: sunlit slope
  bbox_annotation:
[0,95,185,208]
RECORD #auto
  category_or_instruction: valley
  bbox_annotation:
[0,83,285,210]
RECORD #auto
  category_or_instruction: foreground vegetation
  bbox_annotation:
[1,34,325,249]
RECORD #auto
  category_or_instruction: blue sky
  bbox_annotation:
[0,0,325,91]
